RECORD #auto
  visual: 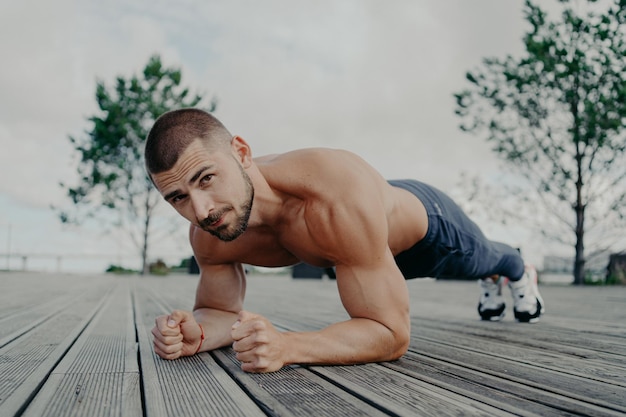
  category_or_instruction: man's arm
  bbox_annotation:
[231,159,411,372]
[231,249,410,372]
[152,247,245,360]
[302,252,410,363]
[192,261,246,352]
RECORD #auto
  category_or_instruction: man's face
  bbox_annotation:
[152,140,254,242]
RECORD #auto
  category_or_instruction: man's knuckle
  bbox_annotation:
[164,346,176,354]
[255,359,269,371]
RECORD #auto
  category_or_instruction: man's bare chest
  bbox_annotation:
[234,224,335,269]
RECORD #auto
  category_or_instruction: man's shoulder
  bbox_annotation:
[258,148,378,196]
[255,147,355,167]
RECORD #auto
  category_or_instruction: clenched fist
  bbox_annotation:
[152,310,204,360]
[231,311,286,373]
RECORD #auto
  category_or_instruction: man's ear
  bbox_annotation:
[230,136,253,168]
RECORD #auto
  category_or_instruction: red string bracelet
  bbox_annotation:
[194,323,205,355]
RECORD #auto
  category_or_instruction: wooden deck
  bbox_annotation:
[1,271,625,417]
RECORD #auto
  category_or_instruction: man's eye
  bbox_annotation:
[200,174,213,185]
[171,195,186,204]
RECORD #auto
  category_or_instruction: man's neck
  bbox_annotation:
[246,163,288,231]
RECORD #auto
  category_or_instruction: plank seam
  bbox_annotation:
[209,351,275,417]
[402,349,626,415]
[131,285,149,417]
[305,366,408,417]
[140,283,268,417]
[412,333,626,388]
[0,291,89,349]
[4,285,115,417]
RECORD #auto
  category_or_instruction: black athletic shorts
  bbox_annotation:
[389,179,524,280]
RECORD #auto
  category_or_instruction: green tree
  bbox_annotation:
[60,55,216,274]
[454,0,626,285]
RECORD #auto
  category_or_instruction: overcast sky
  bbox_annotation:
[1,0,560,272]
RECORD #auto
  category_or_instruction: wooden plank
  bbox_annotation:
[256,322,578,416]
[141,278,392,416]
[117,274,626,417]
[0,294,81,349]
[0,274,108,348]
[0,276,116,417]
[401,337,626,415]
[384,353,625,417]
[257,312,572,416]
[213,348,390,417]
[21,280,142,417]
[0,273,101,318]
[133,279,266,417]
[408,280,626,336]
[410,318,626,379]
[409,314,626,362]
[0,273,63,318]
[240,275,626,416]
[309,363,514,416]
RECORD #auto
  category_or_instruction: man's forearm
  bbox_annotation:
[282,318,410,366]
[193,308,239,352]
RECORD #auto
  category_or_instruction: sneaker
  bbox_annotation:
[478,276,506,321]
[509,265,545,323]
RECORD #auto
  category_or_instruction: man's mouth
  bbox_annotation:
[209,216,223,227]
[200,210,228,231]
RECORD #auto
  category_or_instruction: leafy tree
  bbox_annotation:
[454,0,626,285]
[60,55,216,274]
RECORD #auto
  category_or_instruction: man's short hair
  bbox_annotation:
[145,108,232,175]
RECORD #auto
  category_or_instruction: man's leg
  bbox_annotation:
[476,242,523,321]
[388,180,545,322]
[476,243,545,323]
[478,274,507,321]
[412,187,546,323]
[507,264,545,323]
[390,179,525,279]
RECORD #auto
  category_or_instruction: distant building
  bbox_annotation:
[544,252,618,282]
[607,253,626,284]
[543,255,573,273]
[292,263,336,279]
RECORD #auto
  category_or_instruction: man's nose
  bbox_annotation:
[191,195,214,222]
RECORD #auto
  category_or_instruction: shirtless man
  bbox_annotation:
[146,108,545,373]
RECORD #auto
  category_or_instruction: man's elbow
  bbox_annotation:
[387,328,410,361]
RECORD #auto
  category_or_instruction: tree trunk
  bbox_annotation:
[570,78,586,285]
[573,140,585,285]
[141,193,152,275]
[573,203,585,285]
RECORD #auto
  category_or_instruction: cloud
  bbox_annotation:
[191,1,527,189]
[1,0,544,269]
[1,0,530,206]
[0,0,173,207]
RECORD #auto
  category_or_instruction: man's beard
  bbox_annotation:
[199,167,254,242]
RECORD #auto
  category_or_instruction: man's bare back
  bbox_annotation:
[144,109,543,373]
